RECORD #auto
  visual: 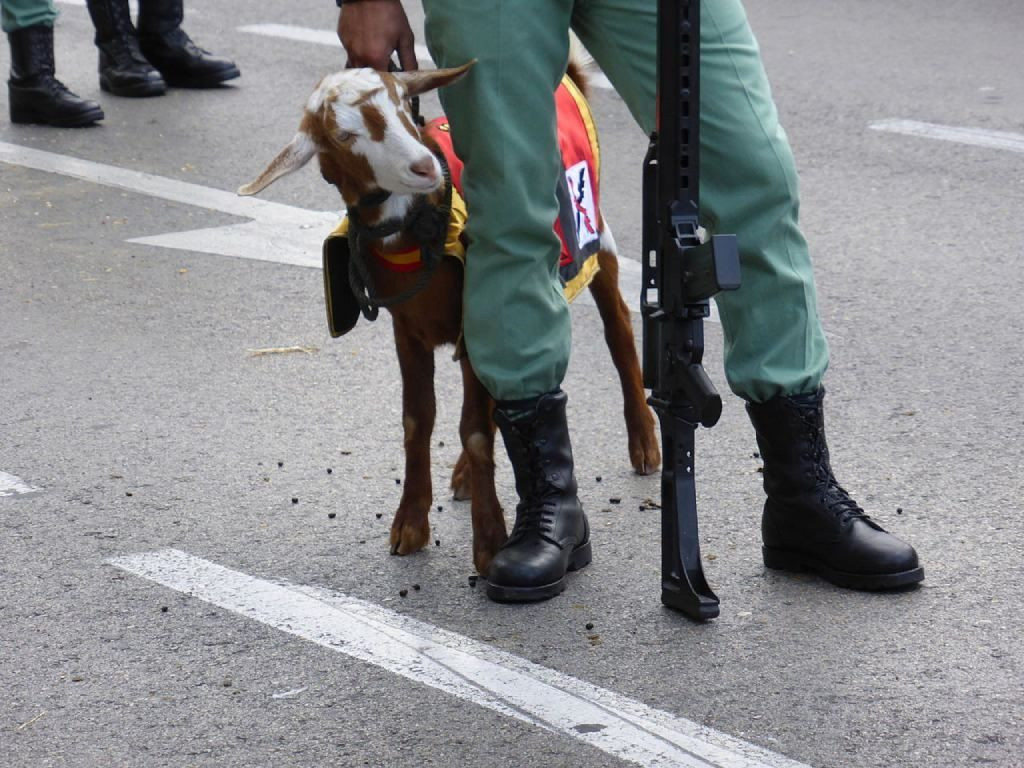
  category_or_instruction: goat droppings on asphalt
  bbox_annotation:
[291,497,299,504]
[375,513,383,519]
[327,468,333,474]
[327,512,336,519]
[399,589,408,598]
[586,622,594,630]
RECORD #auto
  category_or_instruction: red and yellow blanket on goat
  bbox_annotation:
[324,74,601,337]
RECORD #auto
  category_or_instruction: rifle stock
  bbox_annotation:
[641,0,741,620]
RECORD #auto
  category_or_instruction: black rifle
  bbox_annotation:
[642,0,741,620]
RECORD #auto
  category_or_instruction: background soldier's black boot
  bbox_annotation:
[86,0,165,97]
[747,387,924,590]
[137,0,239,88]
[487,389,591,602]
[7,26,104,127]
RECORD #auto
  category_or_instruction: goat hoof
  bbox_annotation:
[628,412,661,475]
[633,459,659,476]
[630,444,662,475]
[390,521,431,556]
[472,527,507,575]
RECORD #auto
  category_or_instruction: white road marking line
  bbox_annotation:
[55,0,200,15]
[237,23,615,90]
[238,22,353,50]
[110,549,810,768]
[55,0,127,7]
[870,119,1024,154]
[0,471,41,497]
[0,142,333,224]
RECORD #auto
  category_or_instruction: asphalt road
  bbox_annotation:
[2,2,1022,767]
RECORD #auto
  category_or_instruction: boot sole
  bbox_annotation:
[485,540,592,603]
[763,546,924,590]
[100,76,167,98]
[10,105,105,127]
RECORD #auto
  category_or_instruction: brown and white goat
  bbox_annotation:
[239,61,660,575]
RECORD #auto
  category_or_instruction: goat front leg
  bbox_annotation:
[456,358,507,574]
[390,323,436,555]
[589,225,661,475]
[450,449,472,501]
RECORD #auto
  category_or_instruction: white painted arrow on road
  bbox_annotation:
[0,471,41,498]
[0,141,339,269]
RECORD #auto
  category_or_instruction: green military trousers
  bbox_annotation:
[1,0,57,33]
[423,0,829,404]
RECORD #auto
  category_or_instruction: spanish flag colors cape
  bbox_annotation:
[323,74,601,338]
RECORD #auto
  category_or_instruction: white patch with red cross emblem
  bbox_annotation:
[564,160,599,250]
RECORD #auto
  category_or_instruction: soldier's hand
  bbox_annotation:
[337,0,418,72]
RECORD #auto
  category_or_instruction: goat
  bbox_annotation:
[238,59,660,576]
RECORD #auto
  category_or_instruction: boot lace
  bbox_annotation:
[106,30,150,68]
[506,430,561,548]
[41,76,75,99]
[157,27,209,56]
[798,406,869,525]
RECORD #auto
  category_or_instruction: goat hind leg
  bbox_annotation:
[450,450,472,501]
[588,225,661,474]
[458,358,507,574]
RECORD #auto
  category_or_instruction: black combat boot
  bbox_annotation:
[137,0,239,88]
[86,0,166,97]
[7,26,104,127]
[747,387,924,590]
[487,389,591,602]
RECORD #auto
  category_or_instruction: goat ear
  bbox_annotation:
[237,132,318,196]
[396,60,475,97]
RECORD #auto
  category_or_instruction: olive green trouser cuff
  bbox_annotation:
[424,0,829,404]
[2,0,58,34]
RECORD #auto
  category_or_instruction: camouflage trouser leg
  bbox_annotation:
[2,0,58,34]
[424,0,829,403]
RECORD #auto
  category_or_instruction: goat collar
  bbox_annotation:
[345,151,453,321]
[347,193,442,245]
[353,188,392,209]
